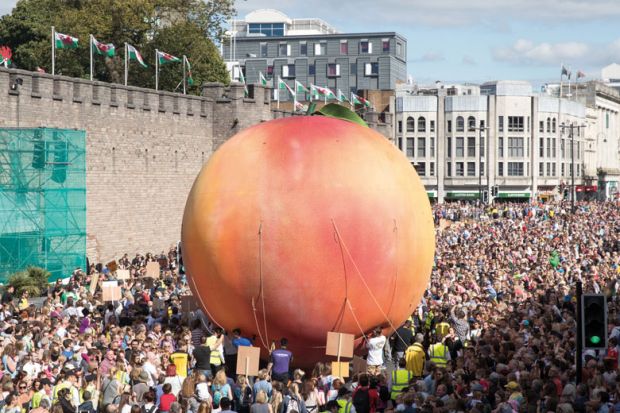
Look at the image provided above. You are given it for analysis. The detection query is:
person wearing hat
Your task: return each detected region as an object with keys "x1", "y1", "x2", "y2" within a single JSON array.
[{"x1": 505, "y1": 381, "x2": 524, "y2": 408}]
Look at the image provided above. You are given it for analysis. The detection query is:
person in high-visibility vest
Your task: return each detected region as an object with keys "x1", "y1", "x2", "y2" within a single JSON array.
[
  {"x1": 206, "y1": 328, "x2": 225, "y2": 373},
  {"x1": 428, "y1": 335, "x2": 450, "y2": 368},
  {"x1": 335, "y1": 388, "x2": 353, "y2": 413},
  {"x1": 405, "y1": 334, "x2": 426, "y2": 377},
  {"x1": 389, "y1": 358, "x2": 412, "y2": 402},
  {"x1": 434, "y1": 315, "x2": 450, "y2": 341}
]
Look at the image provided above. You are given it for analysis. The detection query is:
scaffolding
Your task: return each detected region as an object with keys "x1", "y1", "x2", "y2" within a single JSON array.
[{"x1": 0, "y1": 128, "x2": 86, "y2": 282}]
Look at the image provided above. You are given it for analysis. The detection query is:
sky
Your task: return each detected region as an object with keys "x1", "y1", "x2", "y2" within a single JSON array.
[{"x1": 2, "y1": 0, "x2": 619, "y2": 85}]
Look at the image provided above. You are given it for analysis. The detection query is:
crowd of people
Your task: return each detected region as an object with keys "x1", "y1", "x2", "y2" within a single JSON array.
[{"x1": 0, "y1": 200, "x2": 618, "y2": 413}]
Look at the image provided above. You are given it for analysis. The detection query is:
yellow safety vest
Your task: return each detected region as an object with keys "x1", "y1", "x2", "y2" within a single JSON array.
[
  {"x1": 337, "y1": 399, "x2": 352, "y2": 413},
  {"x1": 429, "y1": 343, "x2": 448, "y2": 367},
  {"x1": 390, "y1": 369, "x2": 412, "y2": 400},
  {"x1": 435, "y1": 322, "x2": 450, "y2": 339},
  {"x1": 206, "y1": 336, "x2": 221, "y2": 365}
]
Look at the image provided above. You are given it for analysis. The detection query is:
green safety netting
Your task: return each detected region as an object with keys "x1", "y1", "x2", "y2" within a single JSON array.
[{"x1": 0, "y1": 128, "x2": 86, "y2": 282}]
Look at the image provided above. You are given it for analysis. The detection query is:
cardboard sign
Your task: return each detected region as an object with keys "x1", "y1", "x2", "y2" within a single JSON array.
[
  {"x1": 352, "y1": 355, "x2": 366, "y2": 375},
  {"x1": 326, "y1": 332, "x2": 355, "y2": 359},
  {"x1": 89, "y1": 273, "x2": 99, "y2": 295},
  {"x1": 146, "y1": 262, "x2": 160, "y2": 278},
  {"x1": 102, "y1": 281, "x2": 121, "y2": 301},
  {"x1": 236, "y1": 346, "x2": 260, "y2": 377},
  {"x1": 106, "y1": 260, "x2": 118, "y2": 273},
  {"x1": 331, "y1": 361, "x2": 349, "y2": 378},
  {"x1": 116, "y1": 269, "x2": 130, "y2": 280},
  {"x1": 181, "y1": 295, "x2": 198, "y2": 312}
]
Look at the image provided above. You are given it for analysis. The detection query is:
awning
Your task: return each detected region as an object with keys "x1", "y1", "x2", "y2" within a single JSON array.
[
  {"x1": 575, "y1": 185, "x2": 597, "y2": 192},
  {"x1": 426, "y1": 191, "x2": 437, "y2": 198},
  {"x1": 497, "y1": 192, "x2": 531, "y2": 199},
  {"x1": 445, "y1": 192, "x2": 480, "y2": 200}
]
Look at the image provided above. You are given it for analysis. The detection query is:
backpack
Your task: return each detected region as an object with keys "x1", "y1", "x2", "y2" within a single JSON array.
[
  {"x1": 285, "y1": 396, "x2": 301, "y2": 413},
  {"x1": 240, "y1": 387, "x2": 253, "y2": 408},
  {"x1": 352, "y1": 388, "x2": 370, "y2": 413},
  {"x1": 141, "y1": 405, "x2": 158, "y2": 413},
  {"x1": 379, "y1": 385, "x2": 390, "y2": 403}
]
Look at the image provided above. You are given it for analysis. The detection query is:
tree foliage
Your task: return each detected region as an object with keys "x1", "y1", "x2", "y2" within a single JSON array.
[
  {"x1": 7, "y1": 266, "x2": 50, "y2": 296},
  {"x1": 0, "y1": 0, "x2": 235, "y2": 91}
]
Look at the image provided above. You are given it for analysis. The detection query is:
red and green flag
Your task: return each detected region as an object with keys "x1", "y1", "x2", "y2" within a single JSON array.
[
  {"x1": 127, "y1": 44, "x2": 147, "y2": 68},
  {"x1": 351, "y1": 92, "x2": 372, "y2": 108},
  {"x1": 313, "y1": 85, "x2": 337, "y2": 100},
  {"x1": 157, "y1": 50, "x2": 180, "y2": 65},
  {"x1": 92, "y1": 36, "x2": 115, "y2": 57},
  {"x1": 184, "y1": 56, "x2": 194, "y2": 86},
  {"x1": 337, "y1": 89, "x2": 348, "y2": 103},
  {"x1": 0, "y1": 46, "x2": 12, "y2": 67},
  {"x1": 55, "y1": 32, "x2": 78, "y2": 49},
  {"x1": 259, "y1": 72, "x2": 268, "y2": 86},
  {"x1": 295, "y1": 80, "x2": 309, "y2": 95}
]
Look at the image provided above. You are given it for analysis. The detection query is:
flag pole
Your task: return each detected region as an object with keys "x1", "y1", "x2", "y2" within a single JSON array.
[
  {"x1": 560, "y1": 63, "x2": 563, "y2": 99},
  {"x1": 182, "y1": 55, "x2": 187, "y2": 95},
  {"x1": 124, "y1": 43, "x2": 128, "y2": 86},
  {"x1": 277, "y1": 76, "x2": 280, "y2": 109},
  {"x1": 568, "y1": 66, "x2": 571, "y2": 100},
  {"x1": 155, "y1": 49, "x2": 159, "y2": 91},
  {"x1": 51, "y1": 26, "x2": 55, "y2": 76},
  {"x1": 89, "y1": 34, "x2": 93, "y2": 81}
]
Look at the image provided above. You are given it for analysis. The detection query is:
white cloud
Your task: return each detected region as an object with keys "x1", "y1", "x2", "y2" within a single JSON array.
[
  {"x1": 462, "y1": 55, "x2": 477, "y2": 66},
  {"x1": 492, "y1": 38, "x2": 620, "y2": 68},
  {"x1": 411, "y1": 52, "x2": 445, "y2": 63}
]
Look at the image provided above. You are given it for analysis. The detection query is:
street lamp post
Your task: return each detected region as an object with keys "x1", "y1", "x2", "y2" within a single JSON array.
[
  {"x1": 559, "y1": 122, "x2": 586, "y2": 213},
  {"x1": 474, "y1": 126, "x2": 490, "y2": 204}
]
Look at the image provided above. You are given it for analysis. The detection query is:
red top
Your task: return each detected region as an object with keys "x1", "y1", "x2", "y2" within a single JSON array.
[
  {"x1": 159, "y1": 393, "x2": 176, "y2": 412},
  {"x1": 353, "y1": 386, "x2": 379, "y2": 413}
]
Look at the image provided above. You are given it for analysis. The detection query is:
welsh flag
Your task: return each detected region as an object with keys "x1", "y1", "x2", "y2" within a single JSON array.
[
  {"x1": 337, "y1": 89, "x2": 348, "y2": 103},
  {"x1": 295, "y1": 80, "x2": 309, "y2": 95},
  {"x1": 157, "y1": 50, "x2": 180, "y2": 65},
  {"x1": 0, "y1": 46, "x2": 12, "y2": 68},
  {"x1": 259, "y1": 72, "x2": 268, "y2": 86},
  {"x1": 185, "y1": 56, "x2": 194, "y2": 86},
  {"x1": 294, "y1": 101, "x2": 307, "y2": 112},
  {"x1": 351, "y1": 92, "x2": 371, "y2": 108},
  {"x1": 92, "y1": 36, "x2": 115, "y2": 57},
  {"x1": 55, "y1": 32, "x2": 79, "y2": 49},
  {"x1": 277, "y1": 77, "x2": 287, "y2": 90},
  {"x1": 313, "y1": 85, "x2": 337, "y2": 100},
  {"x1": 238, "y1": 69, "x2": 248, "y2": 97},
  {"x1": 127, "y1": 44, "x2": 147, "y2": 68}
]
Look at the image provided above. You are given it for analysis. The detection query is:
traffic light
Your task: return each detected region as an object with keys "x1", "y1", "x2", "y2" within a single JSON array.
[
  {"x1": 482, "y1": 190, "x2": 489, "y2": 203},
  {"x1": 581, "y1": 294, "x2": 607, "y2": 349},
  {"x1": 491, "y1": 186, "x2": 499, "y2": 197}
]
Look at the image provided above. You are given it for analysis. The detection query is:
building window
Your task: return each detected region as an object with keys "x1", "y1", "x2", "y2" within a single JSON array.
[
  {"x1": 418, "y1": 117, "x2": 426, "y2": 132},
  {"x1": 561, "y1": 139, "x2": 565, "y2": 157},
  {"x1": 546, "y1": 118, "x2": 551, "y2": 133},
  {"x1": 498, "y1": 137, "x2": 504, "y2": 157},
  {"x1": 547, "y1": 138, "x2": 551, "y2": 158},
  {"x1": 398, "y1": 138, "x2": 403, "y2": 150},
  {"x1": 350, "y1": 63, "x2": 356, "y2": 74},
  {"x1": 456, "y1": 162, "x2": 464, "y2": 176},
  {"x1": 300, "y1": 41, "x2": 307, "y2": 56},
  {"x1": 282, "y1": 64, "x2": 295, "y2": 78},
  {"x1": 267, "y1": 65, "x2": 273, "y2": 75},
  {"x1": 547, "y1": 162, "x2": 551, "y2": 177},
  {"x1": 508, "y1": 116, "x2": 524, "y2": 132},
  {"x1": 396, "y1": 42, "x2": 403, "y2": 57},
  {"x1": 527, "y1": 116, "x2": 530, "y2": 132},
  {"x1": 364, "y1": 62, "x2": 379, "y2": 76},
  {"x1": 467, "y1": 137, "x2": 475, "y2": 157},
  {"x1": 498, "y1": 162, "x2": 504, "y2": 176},
  {"x1": 447, "y1": 137, "x2": 452, "y2": 157},
  {"x1": 499, "y1": 116, "x2": 504, "y2": 132},
  {"x1": 382, "y1": 38, "x2": 390, "y2": 53},
  {"x1": 467, "y1": 162, "x2": 476, "y2": 176},
  {"x1": 398, "y1": 121, "x2": 402, "y2": 133},
  {"x1": 539, "y1": 121, "x2": 544, "y2": 133},
  {"x1": 539, "y1": 138, "x2": 544, "y2": 158},
  {"x1": 416, "y1": 162, "x2": 425, "y2": 176},
  {"x1": 455, "y1": 137, "x2": 464, "y2": 157},
  {"x1": 430, "y1": 137, "x2": 435, "y2": 157},
  {"x1": 561, "y1": 163, "x2": 565, "y2": 176},
  {"x1": 447, "y1": 120, "x2": 452, "y2": 133},
  {"x1": 314, "y1": 42, "x2": 326, "y2": 56},
  {"x1": 417, "y1": 138, "x2": 426, "y2": 157},
  {"x1": 327, "y1": 63, "x2": 341, "y2": 77},
  {"x1": 552, "y1": 163, "x2": 556, "y2": 176},
  {"x1": 606, "y1": 112, "x2": 610, "y2": 128},
  {"x1": 430, "y1": 120, "x2": 435, "y2": 132},
  {"x1": 406, "y1": 117, "x2": 415, "y2": 132},
  {"x1": 552, "y1": 118, "x2": 556, "y2": 133},
  {"x1": 260, "y1": 42, "x2": 268, "y2": 57},
  {"x1": 480, "y1": 162, "x2": 485, "y2": 176},
  {"x1": 577, "y1": 141, "x2": 580, "y2": 159},
  {"x1": 446, "y1": 162, "x2": 451, "y2": 177},
  {"x1": 279, "y1": 43, "x2": 291, "y2": 57},
  {"x1": 456, "y1": 116, "x2": 464, "y2": 132},
  {"x1": 508, "y1": 137, "x2": 524, "y2": 157},
  {"x1": 539, "y1": 162, "x2": 544, "y2": 177},
  {"x1": 308, "y1": 64, "x2": 315, "y2": 75},
  {"x1": 507, "y1": 162, "x2": 524, "y2": 176},
  {"x1": 430, "y1": 162, "x2": 435, "y2": 176},
  {"x1": 406, "y1": 138, "x2": 414, "y2": 157},
  {"x1": 480, "y1": 136, "x2": 485, "y2": 157},
  {"x1": 340, "y1": 40, "x2": 348, "y2": 55},
  {"x1": 360, "y1": 40, "x2": 372, "y2": 54},
  {"x1": 248, "y1": 22, "x2": 284, "y2": 37},
  {"x1": 467, "y1": 116, "x2": 476, "y2": 132}
]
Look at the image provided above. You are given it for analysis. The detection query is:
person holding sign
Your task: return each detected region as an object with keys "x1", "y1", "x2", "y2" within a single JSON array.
[{"x1": 365, "y1": 328, "x2": 386, "y2": 376}]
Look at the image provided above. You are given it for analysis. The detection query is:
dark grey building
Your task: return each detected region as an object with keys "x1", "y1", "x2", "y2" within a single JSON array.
[{"x1": 223, "y1": 9, "x2": 407, "y2": 101}]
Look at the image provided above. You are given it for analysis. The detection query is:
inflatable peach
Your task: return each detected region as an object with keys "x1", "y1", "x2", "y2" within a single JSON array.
[{"x1": 182, "y1": 115, "x2": 434, "y2": 363}]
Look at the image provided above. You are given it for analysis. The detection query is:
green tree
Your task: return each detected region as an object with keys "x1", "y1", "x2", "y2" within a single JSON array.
[
  {"x1": 0, "y1": 0, "x2": 233, "y2": 90},
  {"x1": 7, "y1": 266, "x2": 50, "y2": 296}
]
